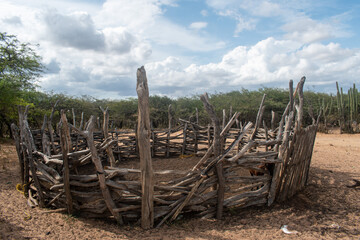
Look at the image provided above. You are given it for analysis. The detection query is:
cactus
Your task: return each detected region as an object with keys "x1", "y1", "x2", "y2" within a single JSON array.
[
  {"x1": 336, "y1": 82, "x2": 345, "y2": 133},
  {"x1": 336, "y1": 82, "x2": 359, "y2": 133},
  {"x1": 350, "y1": 83, "x2": 359, "y2": 132},
  {"x1": 348, "y1": 88, "x2": 353, "y2": 123},
  {"x1": 328, "y1": 94, "x2": 333, "y2": 116},
  {"x1": 320, "y1": 95, "x2": 333, "y2": 133},
  {"x1": 353, "y1": 83, "x2": 358, "y2": 123}
]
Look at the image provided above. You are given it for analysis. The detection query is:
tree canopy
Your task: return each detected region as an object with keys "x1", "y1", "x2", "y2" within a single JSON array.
[{"x1": 0, "y1": 32, "x2": 43, "y2": 137}]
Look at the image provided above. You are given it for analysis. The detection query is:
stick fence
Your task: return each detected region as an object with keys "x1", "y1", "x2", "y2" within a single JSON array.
[{"x1": 12, "y1": 74, "x2": 317, "y2": 228}]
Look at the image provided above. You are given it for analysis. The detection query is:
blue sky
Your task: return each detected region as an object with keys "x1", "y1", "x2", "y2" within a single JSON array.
[{"x1": 1, "y1": 0, "x2": 360, "y2": 98}]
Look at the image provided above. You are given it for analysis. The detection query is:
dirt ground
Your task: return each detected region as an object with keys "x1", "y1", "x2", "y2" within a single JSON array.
[{"x1": 1, "y1": 132, "x2": 359, "y2": 239}]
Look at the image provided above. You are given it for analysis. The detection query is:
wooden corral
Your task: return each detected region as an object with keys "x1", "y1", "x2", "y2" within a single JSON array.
[{"x1": 11, "y1": 68, "x2": 317, "y2": 229}]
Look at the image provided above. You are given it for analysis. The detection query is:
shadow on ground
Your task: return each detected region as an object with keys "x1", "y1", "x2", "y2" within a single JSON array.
[{"x1": 67, "y1": 166, "x2": 360, "y2": 239}]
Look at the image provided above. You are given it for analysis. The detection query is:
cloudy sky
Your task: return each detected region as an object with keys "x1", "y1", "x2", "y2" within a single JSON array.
[{"x1": 1, "y1": 0, "x2": 360, "y2": 98}]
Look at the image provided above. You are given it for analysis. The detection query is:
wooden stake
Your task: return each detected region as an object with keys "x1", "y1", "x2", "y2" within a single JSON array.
[
  {"x1": 11, "y1": 124, "x2": 24, "y2": 184},
  {"x1": 100, "y1": 106, "x2": 116, "y2": 166},
  {"x1": 295, "y1": 77, "x2": 305, "y2": 131},
  {"x1": 60, "y1": 110, "x2": 73, "y2": 214},
  {"x1": 200, "y1": 93, "x2": 223, "y2": 219},
  {"x1": 136, "y1": 66, "x2": 154, "y2": 229},
  {"x1": 271, "y1": 111, "x2": 275, "y2": 131},
  {"x1": 250, "y1": 94, "x2": 266, "y2": 140},
  {"x1": 182, "y1": 123, "x2": 188, "y2": 155},
  {"x1": 79, "y1": 112, "x2": 84, "y2": 131},
  {"x1": 72, "y1": 108, "x2": 76, "y2": 128},
  {"x1": 166, "y1": 104, "x2": 172, "y2": 157},
  {"x1": 19, "y1": 106, "x2": 45, "y2": 207}
]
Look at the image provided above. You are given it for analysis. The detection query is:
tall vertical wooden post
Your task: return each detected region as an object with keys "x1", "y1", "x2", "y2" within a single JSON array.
[
  {"x1": 60, "y1": 110, "x2": 73, "y2": 214},
  {"x1": 200, "y1": 93, "x2": 224, "y2": 219},
  {"x1": 100, "y1": 106, "x2": 116, "y2": 166},
  {"x1": 295, "y1": 77, "x2": 305, "y2": 131},
  {"x1": 11, "y1": 124, "x2": 24, "y2": 184},
  {"x1": 72, "y1": 108, "x2": 76, "y2": 127},
  {"x1": 271, "y1": 110, "x2": 276, "y2": 131},
  {"x1": 166, "y1": 104, "x2": 172, "y2": 157},
  {"x1": 19, "y1": 106, "x2": 45, "y2": 207},
  {"x1": 182, "y1": 123, "x2": 188, "y2": 155},
  {"x1": 136, "y1": 66, "x2": 154, "y2": 229}
]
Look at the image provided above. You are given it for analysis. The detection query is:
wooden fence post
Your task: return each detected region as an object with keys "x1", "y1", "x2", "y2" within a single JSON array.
[
  {"x1": 136, "y1": 66, "x2": 154, "y2": 229},
  {"x1": 60, "y1": 110, "x2": 73, "y2": 214},
  {"x1": 182, "y1": 123, "x2": 188, "y2": 155},
  {"x1": 18, "y1": 107, "x2": 29, "y2": 194},
  {"x1": 100, "y1": 106, "x2": 116, "y2": 166},
  {"x1": 166, "y1": 104, "x2": 172, "y2": 157},
  {"x1": 135, "y1": 122, "x2": 139, "y2": 158},
  {"x1": 49, "y1": 100, "x2": 59, "y2": 155},
  {"x1": 207, "y1": 124, "x2": 211, "y2": 148},
  {"x1": 72, "y1": 108, "x2": 76, "y2": 127},
  {"x1": 200, "y1": 93, "x2": 224, "y2": 220},
  {"x1": 11, "y1": 123, "x2": 24, "y2": 184},
  {"x1": 41, "y1": 115, "x2": 51, "y2": 156},
  {"x1": 19, "y1": 106, "x2": 45, "y2": 207},
  {"x1": 193, "y1": 125, "x2": 198, "y2": 154},
  {"x1": 271, "y1": 110, "x2": 276, "y2": 131}
]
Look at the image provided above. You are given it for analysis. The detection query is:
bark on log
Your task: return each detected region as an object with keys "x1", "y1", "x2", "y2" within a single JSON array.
[
  {"x1": 200, "y1": 93, "x2": 223, "y2": 219},
  {"x1": 11, "y1": 124, "x2": 24, "y2": 184},
  {"x1": 19, "y1": 106, "x2": 45, "y2": 207},
  {"x1": 60, "y1": 110, "x2": 73, "y2": 214},
  {"x1": 136, "y1": 66, "x2": 154, "y2": 229},
  {"x1": 100, "y1": 106, "x2": 116, "y2": 166},
  {"x1": 166, "y1": 104, "x2": 172, "y2": 157},
  {"x1": 271, "y1": 111, "x2": 275, "y2": 131}
]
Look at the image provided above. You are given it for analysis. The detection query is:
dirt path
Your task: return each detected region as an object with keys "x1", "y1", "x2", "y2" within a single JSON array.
[{"x1": 1, "y1": 133, "x2": 359, "y2": 239}]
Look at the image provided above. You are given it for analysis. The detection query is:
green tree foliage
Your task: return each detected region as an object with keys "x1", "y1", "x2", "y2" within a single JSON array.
[
  {"x1": 0, "y1": 32, "x2": 43, "y2": 136},
  {"x1": 19, "y1": 87, "x2": 342, "y2": 132}
]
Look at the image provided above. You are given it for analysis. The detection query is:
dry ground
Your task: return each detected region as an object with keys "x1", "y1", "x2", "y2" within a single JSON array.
[{"x1": 1, "y1": 132, "x2": 359, "y2": 239}]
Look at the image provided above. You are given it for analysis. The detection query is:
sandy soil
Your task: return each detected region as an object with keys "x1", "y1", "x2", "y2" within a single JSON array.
[{"x1": 1, "y1": 132, "x2": 359, "y2": 239}]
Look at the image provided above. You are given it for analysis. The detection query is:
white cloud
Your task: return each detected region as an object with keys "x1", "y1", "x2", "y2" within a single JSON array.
[
  {"x1": 282, "y1": 17, "x2": 334, "y2": 44},
  {"x1": 206, "y1": 0, "x2": 351, "y2": 43},
  {"x1": 189, "y1": 22, "x2": 208, "y2": 30},
  {"x1": 43, "y1": 10, "x2": 105, "y2": 50},
  {"x1": 2, "y1": 16, "x2": 22, "y2": 25},
  {"x1": 207, "y1": 0, "x2": 301, "y2": 18},
  {"x1": 200, "y1": 9, "x2": 208, "y2": 17},
  {"x1": 217, "y1": 9, "x2": 257, "y2": 35},
  {"x1": 248, "y1": 1, "x2": 283, "y2": 17},
  {"x1": 1, "y1": 0, "x2": 359, "y2": 98},
  {"x1": 96, "y1": 0, "x2": 225, "y2": 52},
  {"x1": 0, "y1": 0, "x2": 227, "y2": 98},
  {"x1": 143, "y1": 37, "x2": 360, "y2": 96},
  {"x1": 234, "y1": 17, "x2": 257, "y2": 35},
  {"x1": 103, "y1": 27, "x2": 135, "y2": 54}
]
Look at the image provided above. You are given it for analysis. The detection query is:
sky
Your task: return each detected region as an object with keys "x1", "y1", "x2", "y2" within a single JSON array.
[{"x1": 1, "y1": 0, "x2": 360, "y2": 99}]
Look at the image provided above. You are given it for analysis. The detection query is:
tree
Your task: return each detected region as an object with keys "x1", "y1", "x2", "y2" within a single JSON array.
[{"x1": 0, "y1": 32, "x2": 43, "y2": 137}]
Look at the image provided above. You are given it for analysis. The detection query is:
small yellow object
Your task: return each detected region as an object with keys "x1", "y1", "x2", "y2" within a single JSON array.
[
  {"x1": 16, "y1": 183, "x2": 25, "y2": 195},
  {"x1": 24, "y1": 211, "x2": 32, "y2": 221},
  {"x1": 16, "y1": 183, "x2": 29, "y2": 195}
]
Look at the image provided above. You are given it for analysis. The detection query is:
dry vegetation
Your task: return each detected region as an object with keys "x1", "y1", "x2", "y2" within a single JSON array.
[{"x1": 1, "y1": 130, "x2": 359, "y2": 240}]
